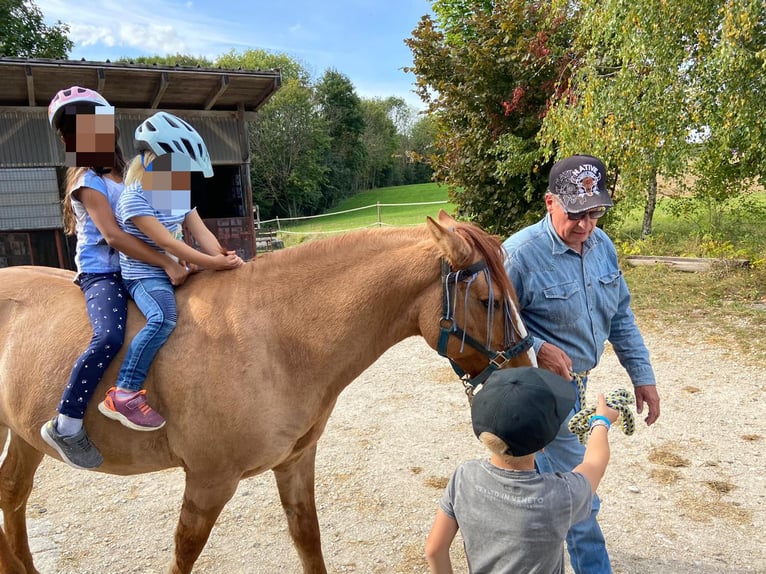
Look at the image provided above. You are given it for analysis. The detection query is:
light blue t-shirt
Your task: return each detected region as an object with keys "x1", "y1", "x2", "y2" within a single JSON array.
[
  {"x1": 116, "y1": 180, "x2": 191, "y2": 280},
  {"x1": 70, "y1": 170, "x2": 123, "y2": 275},
  {"x1": 440, "y1": 459, "x2": 592, "y2": 573},
  {"x1": 502, "y1": 215, "x2": 655, "y2": 386}
]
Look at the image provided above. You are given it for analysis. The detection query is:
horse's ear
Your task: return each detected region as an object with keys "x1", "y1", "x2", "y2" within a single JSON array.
[
  {"x1": 426, "y1": 215, "x2": 473, "y2": 267},
  {"x1": 437, "y1": 209, "x2": 457, "y2": 226}
]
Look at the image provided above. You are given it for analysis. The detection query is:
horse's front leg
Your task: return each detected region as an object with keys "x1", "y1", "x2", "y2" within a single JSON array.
[
  {"x1": 0, "y1": 431, "x2": 44, "y2": 574},
  {"x1": 168, "y1": 472, "x2": 240, "y2": 574},
  {"x1": 273, "y1": 444, "x2": 327, "y2": 574}
]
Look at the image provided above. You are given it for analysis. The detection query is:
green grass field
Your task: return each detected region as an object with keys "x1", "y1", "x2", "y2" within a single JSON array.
[{"x1": 269, "y1": 183, "x2": 455, "y2": 243}]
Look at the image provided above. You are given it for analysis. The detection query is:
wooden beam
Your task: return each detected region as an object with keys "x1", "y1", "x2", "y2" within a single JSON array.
[
  {"x1": 150, "y1": 72, "x2": 169, "y2": 109},
  {"x1": 25, "y1": 66, "x2": 35, "y2": 106},
  {"x1": 203, "y1": 75, "x2": 230, "y2": 110},
  {"x1": 97, "y1": 68, "x2": 106, "y2": 93}
]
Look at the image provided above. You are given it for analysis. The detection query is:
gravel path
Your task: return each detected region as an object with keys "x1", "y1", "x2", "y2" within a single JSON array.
[{"x1": 12, "y1": 327, "x2": 766, "y2": 573}]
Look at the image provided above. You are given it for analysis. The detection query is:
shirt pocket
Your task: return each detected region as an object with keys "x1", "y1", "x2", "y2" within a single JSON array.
[
  {"x1": 542, "y1": 281, "x2": 583, "y2": 325},
  {"x1": 597, "y1": 270, "x2": 622, "y2": 317}
]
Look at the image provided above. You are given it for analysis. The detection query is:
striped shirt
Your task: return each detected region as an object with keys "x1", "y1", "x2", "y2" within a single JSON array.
[{"x1": 116, "y1": 180, "x2": 192, "y2": 280}]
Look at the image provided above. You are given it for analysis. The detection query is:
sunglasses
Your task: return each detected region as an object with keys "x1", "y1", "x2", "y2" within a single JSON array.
[{"x1": 566, "y1": 207, "x2": 608, "y2": 221}]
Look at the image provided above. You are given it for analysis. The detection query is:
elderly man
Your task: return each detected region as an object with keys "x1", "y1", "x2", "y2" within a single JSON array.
[{"x1": 502, "y1": 154, "x2": 661, "y2": 573}]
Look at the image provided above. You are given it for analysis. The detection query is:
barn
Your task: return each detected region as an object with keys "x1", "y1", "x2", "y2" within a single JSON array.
[{"x1": 0, "y1": 57, "x2": 281, "y2": 268}]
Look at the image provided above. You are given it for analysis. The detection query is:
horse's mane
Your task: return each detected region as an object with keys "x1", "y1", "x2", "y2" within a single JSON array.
[
  {"x1": 248, "y1": 221, "x2": 516, "y2": 303},
  {"x1": 251, "y1": 226, "x2": 427, "y2": 267},
  {"x1": 451, "y1": 221, "x2": 517, "y2": 304}
]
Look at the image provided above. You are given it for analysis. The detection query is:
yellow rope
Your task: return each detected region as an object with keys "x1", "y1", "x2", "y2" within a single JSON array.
[{"x1": 567, "y1": 375, "x2": 636, "y2": 445}]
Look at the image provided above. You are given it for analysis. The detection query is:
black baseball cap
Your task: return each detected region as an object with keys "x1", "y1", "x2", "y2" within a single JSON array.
[
  {"x1": 471, "y1": 367, "x2": 576, "y2": 456},
  {"x1": 549, "y1": 154, "x2": 614, "y2": 214}
]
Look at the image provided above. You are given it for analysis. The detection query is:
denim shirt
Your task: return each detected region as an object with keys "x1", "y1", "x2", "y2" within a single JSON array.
[{"x1": 503, "y1": 215, "x2": 656, "y2": 387}]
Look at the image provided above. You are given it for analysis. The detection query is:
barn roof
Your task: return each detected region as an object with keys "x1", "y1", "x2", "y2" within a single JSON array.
[{"x1": 0, "y1": 57, "x2": 281, "y2": 116}]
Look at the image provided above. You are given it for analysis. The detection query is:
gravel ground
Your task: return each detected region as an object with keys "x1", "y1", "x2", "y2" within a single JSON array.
[{"x1": 11, "y1": 326, "x2": 766, "y2": 574}]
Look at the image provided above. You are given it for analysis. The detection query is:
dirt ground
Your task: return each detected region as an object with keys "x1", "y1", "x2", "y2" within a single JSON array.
[{"x1": 11, "y1": 325, "x2": 766, "y2": 574}]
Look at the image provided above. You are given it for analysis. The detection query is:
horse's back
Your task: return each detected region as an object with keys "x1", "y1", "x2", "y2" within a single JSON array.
[{"x1": 0, "y1": 267, "x2": 88, "y2": 431}]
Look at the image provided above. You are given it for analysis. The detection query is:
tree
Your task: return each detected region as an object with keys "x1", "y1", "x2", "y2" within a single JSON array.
[
  {"x1": 314, "y1": 69, "x2": 366, "y2": 208},
  {"x1": 0, "y1": 0, "x2": 72, "y2": 58},
  {"x1": 216, "y1": 48, "x2": 311, "y2": 84},
  {"x1": 214, "y1": 50, "x2": 329, "y2": 219},
  {"x1": 539, "y1": 0, "x2": 766, "y2": 238},
  {"x1": 249, "y1": 79, "x2": 329, "y2": 219},
  {"x1": 119, "y1": 54, "x2": 214, "y2": 67},
  {"x1": 406, "y1": 1, "x2": 576, "y2": 235},
  {"x1": 359, "y1": 98, "x2": 399, "y2": 189}
]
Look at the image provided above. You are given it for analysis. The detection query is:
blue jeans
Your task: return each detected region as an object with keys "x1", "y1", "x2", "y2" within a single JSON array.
[
  {"x1": 535, "y1": 378, "x2": 612, "y2": 574},
  {"x1": 60, "y1": 272, "x2": 127, "y2": 418},
  {"x1": 115, "y1": 277, "x2": 177, "y2": 392}
]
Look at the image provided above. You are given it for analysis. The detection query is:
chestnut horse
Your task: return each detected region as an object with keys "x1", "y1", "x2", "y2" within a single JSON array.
[{"x1": 0, "y1": 211, "x2": 533, "y2": 573}]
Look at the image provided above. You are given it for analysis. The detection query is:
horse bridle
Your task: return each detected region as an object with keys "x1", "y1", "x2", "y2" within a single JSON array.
[{"x1": 436, "y1": 258, "x2": 532, "y2": 398}]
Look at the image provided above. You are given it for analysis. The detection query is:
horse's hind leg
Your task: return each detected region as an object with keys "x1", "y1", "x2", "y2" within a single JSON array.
[
  {"x1": 168, "y1": 472, "x2": 240, "y2": 574},
  {"x1": 273, "y1": 445, "x2": 327, "y2": 574},
  {"x1": 0, "y1": 430, "x2": 44, "y2": 574}
]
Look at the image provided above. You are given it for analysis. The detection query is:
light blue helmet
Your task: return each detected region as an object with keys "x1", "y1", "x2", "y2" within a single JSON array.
[{"x1": 134, "y1": 111, "x2": 213, "y2": 177}]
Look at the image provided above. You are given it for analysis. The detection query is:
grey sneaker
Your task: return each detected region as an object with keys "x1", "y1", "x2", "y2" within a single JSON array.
[{"x1": 40, "y1": 418, "x2": 103, "y2": 470}]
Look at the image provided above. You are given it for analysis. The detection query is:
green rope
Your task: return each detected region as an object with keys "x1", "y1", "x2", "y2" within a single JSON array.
[{"x1": 568, "y1": 376, "x2": 636, "y2": 445}]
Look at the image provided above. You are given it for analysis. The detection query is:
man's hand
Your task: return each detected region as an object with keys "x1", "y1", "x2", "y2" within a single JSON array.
[
  {"x1": 536, "y1": 342, "x2": 573, "y2": 379},
  {"x1": 634, "y1": 385, "x2": 661, "y2": 426}
]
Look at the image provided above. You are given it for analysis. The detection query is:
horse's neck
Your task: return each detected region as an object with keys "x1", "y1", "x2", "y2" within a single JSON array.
[{"x1": 234, "y1": 229, "x2": 438, "y2": 380}]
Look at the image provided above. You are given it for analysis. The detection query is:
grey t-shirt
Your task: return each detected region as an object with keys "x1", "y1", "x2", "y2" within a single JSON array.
[{"x1": 440, "y1": 459, "x2": 592, "y2": 573}]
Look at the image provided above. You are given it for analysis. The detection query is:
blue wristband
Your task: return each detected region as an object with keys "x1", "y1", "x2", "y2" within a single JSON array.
[{"x1": 589, "y1": 415, "x2": 611, "y2": 430}]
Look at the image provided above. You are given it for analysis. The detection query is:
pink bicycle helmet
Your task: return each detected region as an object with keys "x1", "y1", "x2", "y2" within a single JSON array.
[
  {"x1": 48, "y1": 86, "x2": 110, "y2": 129},
  {"x1": 134, "y1": 111, "x2": 213, "y2": 177}
]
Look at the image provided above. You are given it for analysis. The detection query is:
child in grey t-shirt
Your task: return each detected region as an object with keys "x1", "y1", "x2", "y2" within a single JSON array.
[{"x1": 425, "y1": 367, "x2": 619, "y2": 574}]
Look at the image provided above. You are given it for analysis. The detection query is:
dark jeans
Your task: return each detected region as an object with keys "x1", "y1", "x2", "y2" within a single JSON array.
[{"x1": 58, "y1": 272, "x2": 127, "y2": 419}]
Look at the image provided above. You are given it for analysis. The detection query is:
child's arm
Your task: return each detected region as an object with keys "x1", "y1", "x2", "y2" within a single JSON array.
[
  {"x1": 182, "y1": 210, "x2": 228, "y2": 256},
  {"x1": 82, "y1": 188, "x2": 189, "y2": 286},
  {"x1": 425, "y1": 509, "x2": 458, "y2": 574},
  {"x1": 130, "y1": 215, "x2": 242, "y2": 271},
  {"x1": 573, "y1": 393, "x2": 619, "y2": 493}
]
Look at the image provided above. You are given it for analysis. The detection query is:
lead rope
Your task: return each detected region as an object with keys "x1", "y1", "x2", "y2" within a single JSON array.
[{"x1": 568, "y1": 372, "x2": 636, "y2": 445}]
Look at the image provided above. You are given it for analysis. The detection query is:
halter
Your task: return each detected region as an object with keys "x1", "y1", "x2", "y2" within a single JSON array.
[{"x1": 436, "y1": 258, "x2": 532, "y2": 398}]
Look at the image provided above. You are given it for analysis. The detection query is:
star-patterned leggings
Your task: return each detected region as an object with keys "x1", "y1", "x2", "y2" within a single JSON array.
[{"x1": 58, "y1": 272, "x2": 128, "y2": 419}]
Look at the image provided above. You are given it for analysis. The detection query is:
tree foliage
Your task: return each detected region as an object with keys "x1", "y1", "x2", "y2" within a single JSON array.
[
  {"x1": 118, "y1": 54, "x2": 214, "y2": 67},
  {"x1": 0, "y1": 0, "x2": 72, "y2": 58},
  {"x1": 249, "y1": 79, "x2": 329, "y2": 219},
  {"x1": 314, "y1": 69, "x2": 366, "y2": 208},
  {"x1": 406, "y1": 1, "x2": 576, "y2": 235}
]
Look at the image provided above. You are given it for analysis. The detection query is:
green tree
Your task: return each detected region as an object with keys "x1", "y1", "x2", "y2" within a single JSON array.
[
  {"x1": 406, "y1": 1, "x2": 576, "y2": 235},
  {"x1": 215, "y1": 50, "x2": 329, "y2": 219},
  {"x1": 540, "y1": 0, "x2": 766, "y2": 238},
  {"x1": 0, "y1": 0, "x2": 72, "y2": 58},
  {"x1": 216, "y1": 48, "x2": 311, "y2": 84},
  {"x1": 314, "y1": 69, "x2": 366, "y2": 208},
  {"x1": 360, "y1": 98, "x2": 400, "y2": 189},
  {"x1": 249, "y1": 79, "x2": 329, "y2": 219},
  {"x1": 405, "y1": 113, "x2": 438, "y2": 184},
  {"x1": 119, "y1": 54, "x2": 214, "y2": 67}
]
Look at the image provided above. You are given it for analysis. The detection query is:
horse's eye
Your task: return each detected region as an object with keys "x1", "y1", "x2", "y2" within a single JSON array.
[{"x1": 481, "y1": 299, "x2": 501, "y2": 310}]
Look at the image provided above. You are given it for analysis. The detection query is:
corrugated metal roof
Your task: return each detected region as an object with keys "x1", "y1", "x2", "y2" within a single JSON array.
[
  {"x1": 0, "y1": 110, "x2": 60, "y2": 166},
  {"x1": 0, "y1": 110, "x2": 245, "y2": 168}
]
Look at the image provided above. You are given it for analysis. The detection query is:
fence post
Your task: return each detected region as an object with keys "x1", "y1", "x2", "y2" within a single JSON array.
[{"x1": 377, "y1": 201, "x2": 381, "y2": 227}]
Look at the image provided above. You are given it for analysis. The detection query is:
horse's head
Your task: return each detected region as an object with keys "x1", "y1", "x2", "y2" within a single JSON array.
[{"x1": 424, "y1": 210, "x2": 535, "y2": 393}]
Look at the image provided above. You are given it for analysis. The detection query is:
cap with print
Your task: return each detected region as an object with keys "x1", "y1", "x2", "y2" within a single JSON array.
[{"x1": 549, "y1": 154, "x2": 613, "y2": 214}]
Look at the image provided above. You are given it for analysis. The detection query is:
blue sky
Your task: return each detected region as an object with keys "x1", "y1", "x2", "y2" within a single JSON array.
[{"x1": 35, "y1": 0, "x2": 433, "y2": 110}]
